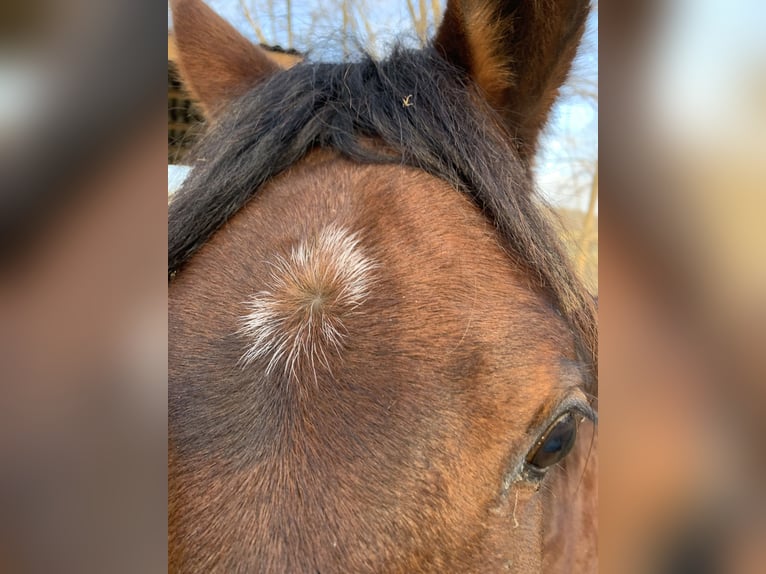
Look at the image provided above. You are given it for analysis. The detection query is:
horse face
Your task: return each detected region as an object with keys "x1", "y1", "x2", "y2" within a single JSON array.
[
  {"x1": 169, "y1": 1, "x2": 596, "y2": 571},
  {"x1": 170, "y1": 154, "x2": 596, "y2": 571}
]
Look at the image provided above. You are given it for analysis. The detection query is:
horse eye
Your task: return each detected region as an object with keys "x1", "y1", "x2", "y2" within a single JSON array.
[{"x1": 525, "y1": 412, "x2": 578, "y2": 470}]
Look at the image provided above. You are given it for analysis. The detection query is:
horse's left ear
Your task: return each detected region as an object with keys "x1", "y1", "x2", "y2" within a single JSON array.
[
  {"x1": 434, "y1": 0, "x2": 590, "y2": 163},
  {"x1": 170, "y1": 0, "x2": 281, "y2": 118}
]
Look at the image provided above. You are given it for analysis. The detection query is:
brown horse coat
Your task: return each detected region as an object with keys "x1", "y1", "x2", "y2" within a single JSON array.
[{"x1": 169, "y1": 1, "x2": 597, "y2": 571}]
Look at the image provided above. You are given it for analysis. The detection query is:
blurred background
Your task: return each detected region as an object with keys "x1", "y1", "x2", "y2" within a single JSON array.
[
  {"x1": 0, "y1": 0, "x2": 764, "y2": 572},
  {"x1": 600, "y1": 1, "x2": 766, "y2": 572}
]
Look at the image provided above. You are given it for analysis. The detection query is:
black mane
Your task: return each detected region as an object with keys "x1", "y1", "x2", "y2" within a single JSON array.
[{"x1": 168, "y1": 46, "x2": 597, "y2": 383}]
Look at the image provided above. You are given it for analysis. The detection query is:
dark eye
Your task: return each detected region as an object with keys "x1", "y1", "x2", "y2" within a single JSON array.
[{"x1": 525, "y1": 412, "x2": 578, "y2": 470}]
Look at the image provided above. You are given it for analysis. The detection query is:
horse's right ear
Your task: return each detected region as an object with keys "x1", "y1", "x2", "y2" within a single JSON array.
[
  {"x1": 433, "y1": 0, "x2": 590, "y2": 164},
  {"x1": 170, "y1": 0, "x2": 280, "y2": 118}
]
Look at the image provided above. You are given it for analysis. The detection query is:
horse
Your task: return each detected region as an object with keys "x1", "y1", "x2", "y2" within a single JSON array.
[{"x1": 168, "y1": 0, "x2": 598, "y2": 571}]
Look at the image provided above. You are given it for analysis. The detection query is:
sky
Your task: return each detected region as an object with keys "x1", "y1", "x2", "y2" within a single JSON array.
[{"x1": 168, "y1": 1, "x2": 599, "y2": 212}]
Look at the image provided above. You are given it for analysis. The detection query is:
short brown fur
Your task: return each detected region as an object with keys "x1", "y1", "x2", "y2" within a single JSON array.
[
  {"x1": 169, "y1": 1, "x2": 596, "y2": 572},
  {"x1": 170, "y1": 155, "x2": 596, "y2": 572}
]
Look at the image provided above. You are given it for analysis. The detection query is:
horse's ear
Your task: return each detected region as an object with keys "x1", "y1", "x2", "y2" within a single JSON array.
[
  {"x1": 433, "y1": 0, "x2": 590, "y2": 163},
  {"x1": 170, "y1": 0, "x2": 280, "y2": 118}
]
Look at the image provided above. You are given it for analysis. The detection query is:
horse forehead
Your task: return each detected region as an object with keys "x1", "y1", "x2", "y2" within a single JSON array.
[
  {"x1": 248, "y1": 158, "x2": 510, "y2": 282},
  {"x1": 249, "y1": 158, "x2": 568, "y2": 341},
  {"x1": 168, "y1": 157, "x2": 577, "y2": 569},
  {"x1": 171, "y1": 155, "x2": 572, "y2": 385},
  {"x1": 184, "y1": 154, "x2": 563, "y2": 310}
]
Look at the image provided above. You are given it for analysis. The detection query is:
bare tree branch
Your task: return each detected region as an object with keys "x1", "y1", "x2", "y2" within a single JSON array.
[
  {"x1": 431, "y1": 0, "x2": 442, "y2": 27},
  {"x1": 417, "y1": 0, "x2": 428, "y2": 42},
  {"x1": 575, "y1": 164, "x2": 598, "y2": 275},
  {"x1": 286, "y1": 0, "x2": 293, "y2": 47},
  {"x1": 240, "y1": 0, "x2": 267, "y2": 44},
  {"x1": 405, "y1": 0, "x2": 418, "y2": 35}
]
